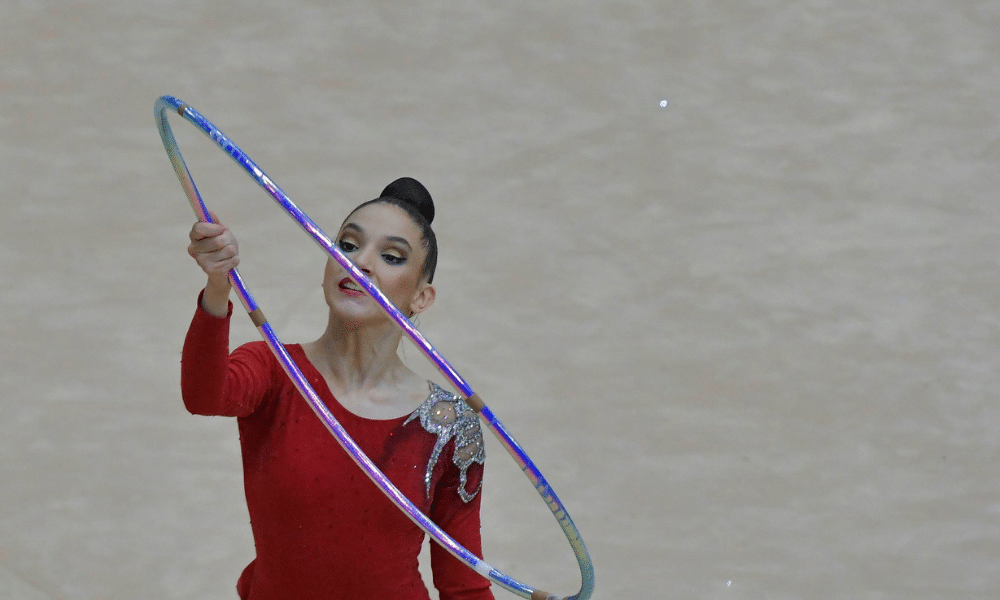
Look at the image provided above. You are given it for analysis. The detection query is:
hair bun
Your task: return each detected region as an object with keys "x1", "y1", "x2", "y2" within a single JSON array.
[{"x1": 380, "y1": 177, "x2": 434, "y2": 224}]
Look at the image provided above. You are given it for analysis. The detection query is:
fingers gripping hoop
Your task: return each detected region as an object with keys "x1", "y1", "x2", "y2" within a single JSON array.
[{"x1": 155, "y1": 96, "x2": 594, "y2": 600}]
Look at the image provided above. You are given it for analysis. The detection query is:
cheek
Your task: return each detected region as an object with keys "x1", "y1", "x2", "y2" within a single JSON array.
[
  {"x1": 383, "y1": 269, "x2": 422, "y2": 300},
  {"x1": 321, "y1": 262, "x2": 337, "y2": 289},
  {"x1": 323, "y1": 258, "x2": 338, "y2": 278},
  {"x1": 384, "y1": 272, "x2": 412, "y2": 294}
]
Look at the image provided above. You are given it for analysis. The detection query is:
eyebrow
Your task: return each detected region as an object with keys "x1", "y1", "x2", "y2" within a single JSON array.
[{"x1": 341, "y1": 222, "x2": 413, "y2": 251}]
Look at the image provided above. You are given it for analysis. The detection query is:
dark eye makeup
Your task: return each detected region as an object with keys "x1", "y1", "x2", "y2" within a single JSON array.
[
  {"x1": 337, "y1": 237, "x2": 407, "y2": 266},
  {"x1": 381, "y1": 252, "x2": 406, "y2": 265}
]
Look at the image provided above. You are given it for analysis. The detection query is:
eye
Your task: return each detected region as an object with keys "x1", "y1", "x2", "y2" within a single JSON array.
[
  {"x1": 382, "y1": 251, "x2": 407, "y2": 266},
  {"x1": 337, "y1": 239, "x2": 358, "y2": 253}
]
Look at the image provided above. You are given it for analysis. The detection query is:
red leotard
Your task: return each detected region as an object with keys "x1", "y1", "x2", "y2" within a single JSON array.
[{"x1": 181, "y1": 297, "x2": 493, "y2": 600}]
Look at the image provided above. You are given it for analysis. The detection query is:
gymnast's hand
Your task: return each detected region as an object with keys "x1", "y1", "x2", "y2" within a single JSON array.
[{"x1": 188, "y1": 216, "x2": 238, "y2": 317}]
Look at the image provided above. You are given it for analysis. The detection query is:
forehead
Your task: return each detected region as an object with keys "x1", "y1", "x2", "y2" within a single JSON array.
[{"x1": 340, "y1": 202, "x2": 423, "y2": 241}]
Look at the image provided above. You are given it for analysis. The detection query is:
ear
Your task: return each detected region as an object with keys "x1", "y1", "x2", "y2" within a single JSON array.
[{"x1": 409, "y1": 282, "x2": 436, "y2": 316}]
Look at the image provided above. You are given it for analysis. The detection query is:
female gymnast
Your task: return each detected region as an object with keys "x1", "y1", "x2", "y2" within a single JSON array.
[{"x1": 180, "y1": 177, "x2": 494, "y2": 600}]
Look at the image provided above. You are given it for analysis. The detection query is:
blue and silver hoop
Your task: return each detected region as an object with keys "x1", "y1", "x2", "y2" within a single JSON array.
[{"x1": 155, "y1": 95, "x2": 595, "y2": 600}]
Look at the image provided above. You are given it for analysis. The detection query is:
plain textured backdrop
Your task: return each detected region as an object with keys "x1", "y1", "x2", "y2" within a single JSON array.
[{"x1": 2, "y1": 1, "x2": 1000, "y2": 598}]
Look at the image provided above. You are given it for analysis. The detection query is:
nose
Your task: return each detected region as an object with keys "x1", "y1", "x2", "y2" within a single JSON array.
[{"x1": 353, "y1": 247, "x2": 375, "y2": 275}]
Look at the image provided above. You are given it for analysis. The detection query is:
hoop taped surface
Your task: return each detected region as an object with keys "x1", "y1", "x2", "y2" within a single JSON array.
[{"x1": 155, "y1": 95, "x2": 594, "y2": 600}]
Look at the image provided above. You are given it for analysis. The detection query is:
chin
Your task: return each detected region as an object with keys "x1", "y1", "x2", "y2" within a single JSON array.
[{"x1": 329, "y1": 302, "x2": 391, "y2": 329}]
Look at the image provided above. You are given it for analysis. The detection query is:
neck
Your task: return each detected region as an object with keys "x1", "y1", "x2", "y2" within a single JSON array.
[{"x1": 306, "y1": 312, "x2": 407, "y2": 392}]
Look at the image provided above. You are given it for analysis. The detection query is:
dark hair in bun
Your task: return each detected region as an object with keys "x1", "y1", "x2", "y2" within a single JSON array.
[
  {"x1": 380, "y1": 177, "x2": 435, "y2": 225},
  {"x1": 348, "y1": 177, "x2": 438, "y2": 283}
]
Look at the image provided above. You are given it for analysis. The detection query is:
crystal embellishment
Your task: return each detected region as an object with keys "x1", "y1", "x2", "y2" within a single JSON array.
[{"x1": 404, "y1": 382, "x2": 485, "y2": 503}]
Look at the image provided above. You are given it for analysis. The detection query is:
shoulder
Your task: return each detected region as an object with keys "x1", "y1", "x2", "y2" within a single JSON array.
[
  {"x1": 230, "y1": 340, "x2": 301, "y2": 379},
  {"x1": 404, "y1": 383, "x2": 486, "y2": 502},
  {"x1": 406, "y1": 383, "x2": 482, "y2": 440},
  {"x1": 231, "y1": 340, "x2": 274, "y2": 362}
]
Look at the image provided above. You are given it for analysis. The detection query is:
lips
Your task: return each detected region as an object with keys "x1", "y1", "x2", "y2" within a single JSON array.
[{"x1": 338, "y1": 277, "x2": 366, "y2": 297}]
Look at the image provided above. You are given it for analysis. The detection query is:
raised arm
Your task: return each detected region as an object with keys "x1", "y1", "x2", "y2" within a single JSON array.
[
  {"x1": 187, "y1": 217, "x2": 239, "y2": 318},
  {"x1": 181, "y1": 217, "x2": 271, "y2": 418}
]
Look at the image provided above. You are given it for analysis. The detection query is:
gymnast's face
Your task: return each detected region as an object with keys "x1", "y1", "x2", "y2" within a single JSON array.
[{"x1": 323, "y1": 202, "x2": 435, "y2": 324}]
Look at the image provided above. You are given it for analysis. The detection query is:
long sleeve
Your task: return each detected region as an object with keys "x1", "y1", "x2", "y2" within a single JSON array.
[
  {"x1": 180, "y1": 292, "x2": 273, "y2": 417},
  {"x1": 430, "y1": 458, "x2": 494, "y2": 600}
]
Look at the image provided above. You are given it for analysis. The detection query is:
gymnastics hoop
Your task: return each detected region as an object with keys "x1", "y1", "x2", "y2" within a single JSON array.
[{"x1": 155, "y1": 95, "x2": 594, "y2": 600}]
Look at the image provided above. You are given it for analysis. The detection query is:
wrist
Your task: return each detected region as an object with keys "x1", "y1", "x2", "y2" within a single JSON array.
[{"x1": 201, "y1": 278, "x2": 232, "y2": 318}]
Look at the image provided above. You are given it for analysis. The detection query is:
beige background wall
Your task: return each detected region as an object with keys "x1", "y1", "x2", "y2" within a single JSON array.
[{"x1": 2, "y1": 1, "x2": 999, "y2": 598}]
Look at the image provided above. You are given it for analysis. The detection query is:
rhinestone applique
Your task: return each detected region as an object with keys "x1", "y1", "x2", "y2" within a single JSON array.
[{"x1": 403, "y1": 382, "x2": 485, "y2": 503}]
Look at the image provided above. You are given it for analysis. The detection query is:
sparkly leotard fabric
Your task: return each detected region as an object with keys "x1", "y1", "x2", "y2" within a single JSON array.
[
  {"x1": 180, "y1": 296, "x2": 493, "y2": 600},
  {"x1": 405, "y1": 383, "x2": 486, "y2": 503}
]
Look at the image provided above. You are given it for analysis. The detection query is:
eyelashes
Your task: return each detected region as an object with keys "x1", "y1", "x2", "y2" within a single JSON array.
[{"x1": 337, "y1": 238, "x2": 408, "y2": 266}]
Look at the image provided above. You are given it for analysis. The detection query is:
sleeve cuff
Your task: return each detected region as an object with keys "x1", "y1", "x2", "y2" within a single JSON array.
[{"x1": 196, "y1": 288, "x2": 234, "y2": 319}]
